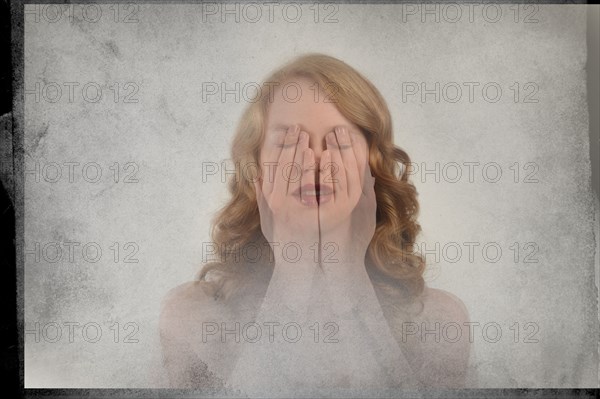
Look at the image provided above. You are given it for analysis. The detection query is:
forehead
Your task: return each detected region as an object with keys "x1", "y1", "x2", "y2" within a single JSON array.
[{"x1": 266, "y1": 77, "x2": 356, "y2": 131}]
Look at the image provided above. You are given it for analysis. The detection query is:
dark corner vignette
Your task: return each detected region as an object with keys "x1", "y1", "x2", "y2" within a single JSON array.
[{"x1": 2, "y1": 1, "x2": 17, "y2": 398}]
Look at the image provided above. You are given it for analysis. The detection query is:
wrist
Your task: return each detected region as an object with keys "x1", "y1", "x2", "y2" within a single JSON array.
[
  {"x1": 320, "y1": 261, "x2": 371, "y2": 289},
  {"x1": 319, "y1": 242, "x2": 369, "y2": 274},
  {"x1": 268, "y1": 238, "x2": 320, "y2": 265},
  {"x1": 321, "y1": 229, "x2": 369, "y2": 265},
  {"x1": 262, "y1": 263, "x2": 318, "y2": 318},
  {"x1": 268, "y1": 244, "x2": 319, "y2": 301}
]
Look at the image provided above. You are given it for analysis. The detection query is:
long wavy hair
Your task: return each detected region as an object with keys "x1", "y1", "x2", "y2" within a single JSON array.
[{"x1": 198, "y1": 53, "x2": 426, "y2": 306}]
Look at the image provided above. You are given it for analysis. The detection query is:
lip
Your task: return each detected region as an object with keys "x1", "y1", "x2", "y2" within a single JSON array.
[{"x1": 293, "y1": 184, "x2": 333, "y2": 205}]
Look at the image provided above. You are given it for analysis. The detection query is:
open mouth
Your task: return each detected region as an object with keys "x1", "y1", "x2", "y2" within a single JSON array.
[
  {"x1": 302, "y1": 185, "x2": 320, "y2": 197},
  {"x1": 293, "y1": 184, "x2": 333, "y2": 205}
]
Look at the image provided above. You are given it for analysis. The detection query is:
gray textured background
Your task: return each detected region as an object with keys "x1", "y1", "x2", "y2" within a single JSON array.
[{"x1": 22, "y1": 4, "x2": 598, "y2": 389}]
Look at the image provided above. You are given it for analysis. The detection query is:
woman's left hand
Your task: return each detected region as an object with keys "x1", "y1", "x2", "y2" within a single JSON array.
[{"x1": 318, "y1": 126, "x2": 377, "y2": 272}]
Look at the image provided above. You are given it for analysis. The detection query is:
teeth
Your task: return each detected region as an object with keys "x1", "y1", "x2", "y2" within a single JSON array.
[{"x1": 302, "y1": 190, "x2": 331, "y2": 196}]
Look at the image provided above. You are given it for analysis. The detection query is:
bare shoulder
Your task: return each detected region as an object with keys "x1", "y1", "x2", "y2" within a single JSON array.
[
  {"x1": 159, "y1": 280, "x2": 238, "y2": 388},
  {"x1": 419, "y1": 286, "x2": 470, "y2": 324},
  {"x1": 161, "y1": 280, "x2": 214, "y2": 309},
  {"x1": 160, "y1": 280, "x2": 224, "y2": 333},
  {"x1": 383, "y1": 285, "x2": 472, "y2": 388},
  {"x1": 159, "y1": 276, "x2": 269, "y2": 388}
]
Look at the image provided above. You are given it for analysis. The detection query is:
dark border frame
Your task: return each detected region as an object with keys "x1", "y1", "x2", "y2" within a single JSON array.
[{"x1": 9, "y1": 1, "x2": 597, "y2": 398}]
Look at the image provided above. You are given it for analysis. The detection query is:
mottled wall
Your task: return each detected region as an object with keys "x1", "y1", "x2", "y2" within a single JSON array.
[{"x1": 22, "y1": 4, "x2": 598, "y2": 389}]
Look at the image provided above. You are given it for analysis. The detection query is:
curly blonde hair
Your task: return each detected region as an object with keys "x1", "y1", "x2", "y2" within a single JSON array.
[{"x1": 198, "y1": 53, "x2": 426, "y2": 305}]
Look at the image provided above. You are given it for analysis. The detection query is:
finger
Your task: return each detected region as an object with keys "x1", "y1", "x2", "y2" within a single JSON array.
[
  {"x1": 359, "y1": 162, "x2": 375, "y2": 195},
  {"x1": 261, "y1": 153, "x2": 278, "y2": 198},
  {"x1": 253, "y1": 177, "x2": 265, "y2": 206},
  {"x1": 289, "y1": 130, "x2": 309, "y2": 198},
  {"x1": 350, "y1": 133, "x2": 371, "y2": 194},
  {"x1": 301, "y1": 147, "x2": 317, "y2": 206},
  {"x1": 272, "y1": 125, "x2": 300, "y2": 199},
  {"x1": 253, "y1": 177, "x2": 270, "y2": 220},
  {"x1": 325, "y1": 131, "x2": 347, "y2": 201},
  {"x1": 319, "y1": 149, "x2": 333, "y2": 204},
  {"x1": 253, "y1": 177, "x2": 273, "y2": 240},
  {"x1": 363, "y1": 172, "x2": 376, "y2": 201},
  {"x1": 334, "y1": 126, "x2": 360, "y2": 201}
]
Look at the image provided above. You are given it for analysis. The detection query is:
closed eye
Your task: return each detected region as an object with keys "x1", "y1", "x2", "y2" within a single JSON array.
[
  {"x1": 271, "y1": 136, "x2": 286, "y2": 148},
  {"x1": 269, "y1": 126, "x2": 290, "y2": 148}
]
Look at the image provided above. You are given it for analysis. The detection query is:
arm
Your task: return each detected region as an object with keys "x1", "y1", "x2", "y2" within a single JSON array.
[
  {"x1": 314, "y1": 256, "x2": 422, "y2": 389},
  {"x1": 226, "y1": 127, "x2": 323, "y2": 395},
  {"x1": 250, "y1": 125, "x2": 321, "y2": 317},
  {"x1": 316, "y1": 126, "x2": 421, "y2": 387}
]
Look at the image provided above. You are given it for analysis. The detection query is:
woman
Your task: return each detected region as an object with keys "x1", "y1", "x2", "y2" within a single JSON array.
[{"x1": 160, "y1": 54, "x2": 473, "y2": 395}]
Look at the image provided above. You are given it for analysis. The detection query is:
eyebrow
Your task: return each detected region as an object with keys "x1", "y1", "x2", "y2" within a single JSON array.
[
  {"x1": 269, "y1": 124, "x2": 291, "y2": 132},
  {"x1": 267, "y1": 124, "x2": 358, "y2": 134}
]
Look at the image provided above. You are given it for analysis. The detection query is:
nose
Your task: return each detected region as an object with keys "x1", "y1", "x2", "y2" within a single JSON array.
[
  {"x1": 305, "y1": 132, "x2": 327, "y2": 166},
  {"x1": 303, "y1": 132, "x2": 328, "y2": 183}
]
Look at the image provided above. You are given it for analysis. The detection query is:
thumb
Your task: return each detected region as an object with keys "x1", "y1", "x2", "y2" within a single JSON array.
[{"x1": 253, "y1": 177, "x2": 262, "y2": 201}]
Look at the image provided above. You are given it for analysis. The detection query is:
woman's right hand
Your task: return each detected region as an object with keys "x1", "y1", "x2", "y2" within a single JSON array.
[
  {"x1": 253, "y1": 125, "x2": 320, "y2": 268},
  {"x1": 250, "y1": 125, "x2": 321, "y2": 319}
]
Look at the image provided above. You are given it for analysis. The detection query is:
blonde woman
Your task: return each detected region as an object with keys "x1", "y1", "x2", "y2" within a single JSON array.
[{"x1": 160, "y1": 54, "x2": 472, "y2": 395}]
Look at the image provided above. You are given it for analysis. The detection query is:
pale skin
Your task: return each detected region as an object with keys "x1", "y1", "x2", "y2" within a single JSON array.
[{"x1": 160, "y1": 78, "x2": 472, "y2": 393}]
